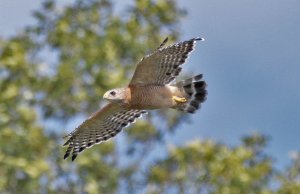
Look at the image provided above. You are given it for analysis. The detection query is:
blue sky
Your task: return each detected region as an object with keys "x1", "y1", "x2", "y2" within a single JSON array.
[{"x1": 1, "y1": 0, "x2": 299, "y2": 169}]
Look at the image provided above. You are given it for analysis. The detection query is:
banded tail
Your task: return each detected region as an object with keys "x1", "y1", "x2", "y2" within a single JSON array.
[{"x1": 175, "y1": 74, "x2": 207, "y2": 113}]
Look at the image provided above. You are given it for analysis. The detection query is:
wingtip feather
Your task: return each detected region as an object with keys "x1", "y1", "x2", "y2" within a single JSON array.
[
  {"x1": 71, "y1": 154, "x2": 77, "y2": 161},
  {"x1": 195, "y1": 37, "x2": 205, "y2": 41},
  {"x1": 157, "y1": 37, "x2": 169, "y2": 50},
  {"x1": 64, "y1": 153, "x2": 70, "y2": 160}
]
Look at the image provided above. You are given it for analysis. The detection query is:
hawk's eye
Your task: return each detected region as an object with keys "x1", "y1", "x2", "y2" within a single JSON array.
[{"x1": 110, "y1": 91, "x2": 116, "y2": 96}]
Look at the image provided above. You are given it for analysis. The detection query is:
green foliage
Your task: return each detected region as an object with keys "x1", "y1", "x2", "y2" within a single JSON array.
[
  {"x1": 276, "y1": 153, "x2": 300, "y2": 194},
  {"x1": 0, "y1": 0, "x2": 299, "y2": 193},
  {"x1": 147, "y1": 137, "x2": 273, "y2": 194}
]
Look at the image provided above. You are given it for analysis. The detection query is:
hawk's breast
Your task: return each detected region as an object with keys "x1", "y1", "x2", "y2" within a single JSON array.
[{"x1": 127, "y1": 85, "x2": 174, "y2": 109}]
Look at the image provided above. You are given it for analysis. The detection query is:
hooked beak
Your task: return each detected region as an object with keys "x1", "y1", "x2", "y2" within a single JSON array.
[{"x1": 103, "y1": 92, "x2": 109, "y2": 100}]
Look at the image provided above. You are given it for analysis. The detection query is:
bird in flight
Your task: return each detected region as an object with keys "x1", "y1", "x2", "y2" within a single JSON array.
[{"x1": 63, "y1": 37, "x2": 207, "y2": 161}]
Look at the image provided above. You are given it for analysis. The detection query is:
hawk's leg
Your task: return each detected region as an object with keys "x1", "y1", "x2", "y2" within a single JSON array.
[{"x1": 172, "y1": 96, "x2": 187, "y2": 103}]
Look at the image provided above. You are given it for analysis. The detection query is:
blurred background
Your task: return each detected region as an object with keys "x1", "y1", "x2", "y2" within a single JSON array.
[{"x1": 0, "y1": 0, "x2": 299, "y2": 193}]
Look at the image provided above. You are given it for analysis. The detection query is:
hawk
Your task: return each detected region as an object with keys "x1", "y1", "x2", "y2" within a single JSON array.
[{"x1": 63, "y1": 37, "x2": 207, "y2": 161}]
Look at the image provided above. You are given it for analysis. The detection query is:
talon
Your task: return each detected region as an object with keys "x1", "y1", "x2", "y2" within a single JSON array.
[{"x1": 172, "y1": 96, "x2": 187, "y2": 103}]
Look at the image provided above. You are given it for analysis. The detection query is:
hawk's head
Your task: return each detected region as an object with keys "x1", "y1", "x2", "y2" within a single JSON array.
[{"x1": 103, "y1": 88, "x2": 126, "y2": 103}]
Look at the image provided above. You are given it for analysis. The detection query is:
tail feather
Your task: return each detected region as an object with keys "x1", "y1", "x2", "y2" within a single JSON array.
[{"x1": 176, "y1": 74, "x2": 207, "y2": 113}]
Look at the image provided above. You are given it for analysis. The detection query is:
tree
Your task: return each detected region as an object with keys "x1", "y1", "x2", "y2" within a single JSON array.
[{"x1": 0, "y1": 0, "x2": 299, "y2": 193}]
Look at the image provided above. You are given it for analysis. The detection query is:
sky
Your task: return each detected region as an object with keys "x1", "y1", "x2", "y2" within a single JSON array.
[{"x1": 1, "y1": 0, "x2": 299, "y2": 169}]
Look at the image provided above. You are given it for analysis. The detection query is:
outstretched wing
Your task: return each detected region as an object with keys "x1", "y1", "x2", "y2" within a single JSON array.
[
  {"x1": 129, "y1": 37, "x2": 204, "y2": 86},
  {"x1": 63, "y1": 103, "x2": 147, "y2": 161}
]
